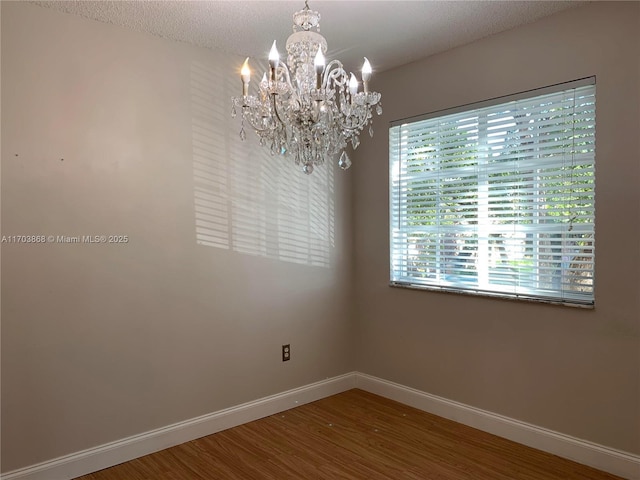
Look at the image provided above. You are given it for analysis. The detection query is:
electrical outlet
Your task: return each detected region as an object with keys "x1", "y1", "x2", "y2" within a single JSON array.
[{"x1": 282, "y1": 344, "x2": 291, "y2": 362}]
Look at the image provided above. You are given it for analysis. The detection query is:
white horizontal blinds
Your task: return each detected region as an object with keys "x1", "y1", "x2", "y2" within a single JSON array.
[{"x1": 390, "y1": 80, "x2": 595, "y2": 305}]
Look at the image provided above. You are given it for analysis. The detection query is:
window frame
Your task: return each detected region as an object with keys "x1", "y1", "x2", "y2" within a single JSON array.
[{"x1": 389, "y1": 77, "x2": 596, "y2": 307}]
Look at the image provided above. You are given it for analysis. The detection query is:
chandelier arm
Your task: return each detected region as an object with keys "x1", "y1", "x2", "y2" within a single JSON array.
[
  {"x1": 322, "y1": 60, "x2": 347, "y2": 87},
  {"x1": 275, "y1": 63, "x2": 294, "y2": 91},
  {"x1": 271, "y1": 93, "x2": 288, "y2": 128},
  {"x1": 240, "y1": 106, "x2": 278, "y2": 133},
  {"x1": 334, "y1": 109, "x2": 370, "y2": 133}
]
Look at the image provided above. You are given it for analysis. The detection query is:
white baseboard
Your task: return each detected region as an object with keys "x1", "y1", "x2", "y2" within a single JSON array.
[
  {"x1": 0, "y1": 373, "x2": 357, "y2": 480},
  {"x1": 355, "y1": 373, "x2": 640, "y2": 480},
  {"x1": 3, "y1": 372, "x2": 638, "y2": 480}
]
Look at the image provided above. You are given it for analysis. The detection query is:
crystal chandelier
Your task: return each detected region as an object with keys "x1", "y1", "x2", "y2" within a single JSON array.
[{"x1": 231, "y1": 1, "x2": 382, "y2": 174}]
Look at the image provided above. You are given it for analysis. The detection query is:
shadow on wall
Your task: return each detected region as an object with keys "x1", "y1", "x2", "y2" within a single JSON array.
[{"x1": 190, "y1": 61, "x2": 335, "y2": 268}]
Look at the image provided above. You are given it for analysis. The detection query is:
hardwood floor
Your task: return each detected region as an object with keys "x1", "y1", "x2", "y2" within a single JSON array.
[{"x1": 75, "y1": 389, "x2": 623, "y2": 480}]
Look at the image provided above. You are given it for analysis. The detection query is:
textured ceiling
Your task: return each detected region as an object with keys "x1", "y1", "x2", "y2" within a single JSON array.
[{"x1": 32, "y1": 1, "x2": 584, "y2": 72}]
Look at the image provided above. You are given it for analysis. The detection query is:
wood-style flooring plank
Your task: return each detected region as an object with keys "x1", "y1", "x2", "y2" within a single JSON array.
[{"x1": 75, "y1": 389, "x2": 624, "y2": 480}]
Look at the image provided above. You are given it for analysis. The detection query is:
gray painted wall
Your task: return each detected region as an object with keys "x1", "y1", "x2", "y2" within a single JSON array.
[
  {"x1": 1, "y1": 2, "x2": 354, "y2": 472},
  {"x1": 353, "y1": 1, "x2": 639, "y2": 455}
]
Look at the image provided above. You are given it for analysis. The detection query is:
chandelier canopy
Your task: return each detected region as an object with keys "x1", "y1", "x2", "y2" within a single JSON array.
[{"x1": 231, "y1": 1, "x2": 382, "y2": 174}]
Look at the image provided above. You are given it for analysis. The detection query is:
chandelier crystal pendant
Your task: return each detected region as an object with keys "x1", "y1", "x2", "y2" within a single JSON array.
[{"x1": 231, "y1": 1, "x2": 382, "y2": 175}]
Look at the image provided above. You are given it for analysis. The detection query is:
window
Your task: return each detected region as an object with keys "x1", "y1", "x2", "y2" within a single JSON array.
[{"x1": 389, "y1": 78, "x2": 596, "y2": 306}]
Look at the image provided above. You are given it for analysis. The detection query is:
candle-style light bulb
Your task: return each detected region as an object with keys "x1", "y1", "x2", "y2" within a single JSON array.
[
  {"x1": 349, "y1": 73, "x2": 359, "y2": 97},
  {"x1": 268, "y1": 40, "x2": 280, "y2": 78},
  {"x1": 314, "y1": 46, "x2": 325, "y2": 74},
  {"x1": 241, "y1": 57, "x2": 250, "y2": 96},
  {"x1": 314, "y1": 46, "x2": 325, "y2": 89},
  {"x1": 362, "y1": 57, "x2": 372, "y2": 93}
]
